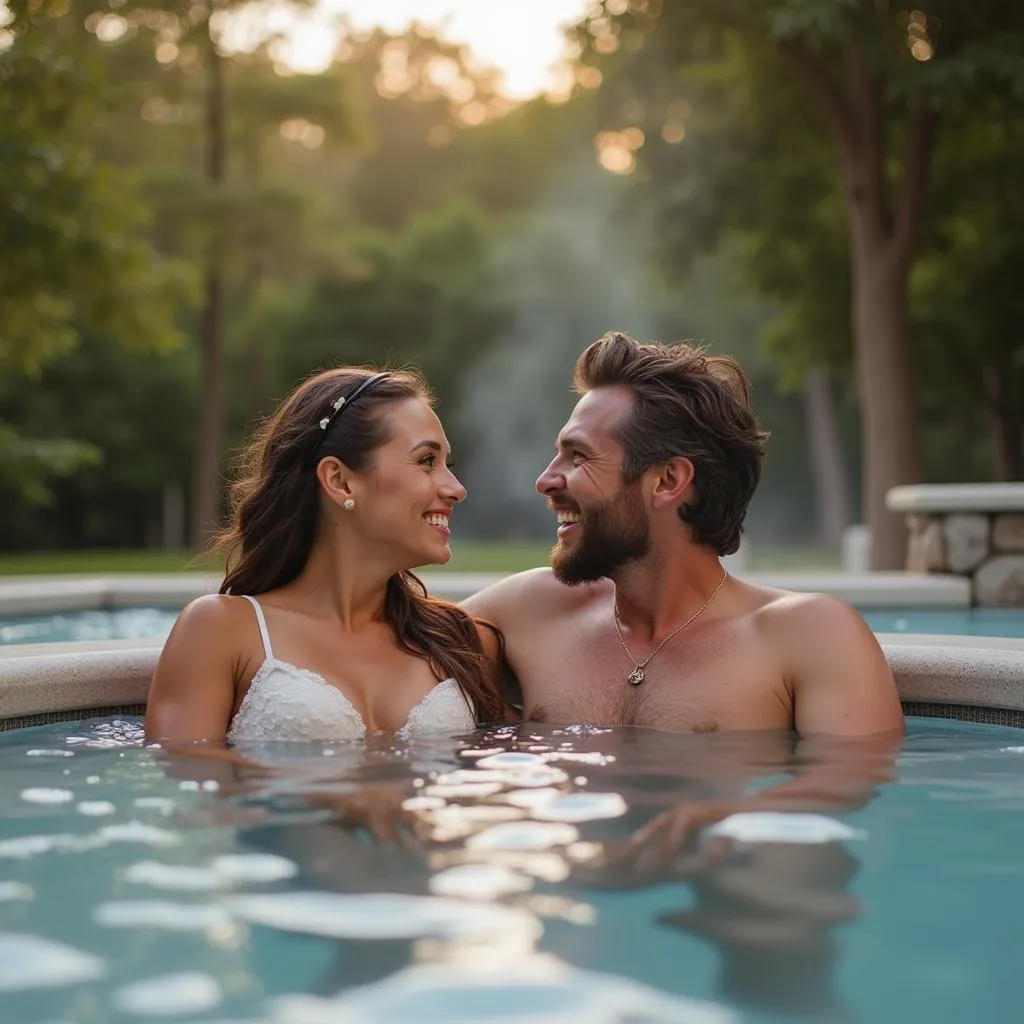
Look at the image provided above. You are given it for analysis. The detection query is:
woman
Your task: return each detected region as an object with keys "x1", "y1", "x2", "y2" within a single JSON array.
[{"x1": 146, "y1": 367, "x2": 508, "y2": 742}]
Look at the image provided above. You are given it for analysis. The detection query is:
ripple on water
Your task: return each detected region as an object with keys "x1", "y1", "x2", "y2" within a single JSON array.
[
  {"x1": 266, "y1": 958, "x2": 737, "y2": 1024},
  {"x1": 706, "y1": 812, "x2": 866, "y2": 845},
  {"x1": 123, "y1": 853, "x2": 297, "y2": 891},
  {"x1": 466, "y1": 821, "x2": 579, "y2": 851},
  {"x1": 0, "y1": 882, "x2": 33, "y2": 902},
  {"x1": 531, "y1": 792, "x2": 628, "y2": 823},
  {"x1": 20, "y1": 788, "x2": 75, "y2": 805},
  {"x1": 0, "y1": 932, "x2": 106, "y2": 992},
  {"x1": 112, "y1": 972, "x2": 221, "y2": 1017},
  {"x1": 428, "y1": 864, "x2": 534, "y2": 900},
  {"x1": 76, "y1": 801, "x2": 116, "y2": 817},
  {"x1": 93, "y1": 900, "x2": 233, "y2": 932},
  {"x1": 0, "y1": 821, "x2": 177, "y2": 859},
  {"x1": 227, "y1": 891, "x2": 541, "y2": 946}
]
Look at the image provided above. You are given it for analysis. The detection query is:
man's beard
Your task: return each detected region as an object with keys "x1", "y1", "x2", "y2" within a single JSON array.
[{"x1": 551, "y1": 483, "x2": 651, "y2": 585}]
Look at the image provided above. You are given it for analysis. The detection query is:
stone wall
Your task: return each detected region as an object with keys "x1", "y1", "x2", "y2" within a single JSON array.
[
  {"x1": 905, "y1": 512, "x2": 1024, "y2": 605},
  {"x1": 888, "y1": 484, "x2": 1024, "y2": 607}
]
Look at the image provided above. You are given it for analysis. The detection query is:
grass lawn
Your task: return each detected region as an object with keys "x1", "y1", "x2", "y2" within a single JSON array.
[{"x1": 0, "y1": 540, "x2": 840, "y2": 578}]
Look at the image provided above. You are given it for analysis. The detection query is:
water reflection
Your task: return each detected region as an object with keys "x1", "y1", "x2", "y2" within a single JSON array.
[{"x1": 143, "y1": 723, "x2": 901, "y2": 1019}]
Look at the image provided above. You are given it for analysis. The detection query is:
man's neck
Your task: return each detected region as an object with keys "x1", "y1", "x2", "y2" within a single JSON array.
[{"x1": 611, "y1": 547, "x2": 728, "y2": 641}]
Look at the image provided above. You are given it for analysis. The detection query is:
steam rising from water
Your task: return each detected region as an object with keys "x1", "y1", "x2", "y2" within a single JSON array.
[{"x1": 456, "y1": 161, "x2": 661, "y2": 539}]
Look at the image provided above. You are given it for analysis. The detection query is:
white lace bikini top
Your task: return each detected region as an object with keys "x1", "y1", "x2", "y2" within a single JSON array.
[{"x1": 226, "y1": 596, "x2": 476, "y2": 743}]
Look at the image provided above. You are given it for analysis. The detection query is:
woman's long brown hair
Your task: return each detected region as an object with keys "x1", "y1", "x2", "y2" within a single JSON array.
[{"x1": 214, "y1": 366, "x2": 507, "y2": 724}]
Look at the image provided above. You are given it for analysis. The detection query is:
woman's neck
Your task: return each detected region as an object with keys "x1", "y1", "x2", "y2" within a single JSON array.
[{"x1": 283, "y1": 533, "x2": 394, "y2": 630}]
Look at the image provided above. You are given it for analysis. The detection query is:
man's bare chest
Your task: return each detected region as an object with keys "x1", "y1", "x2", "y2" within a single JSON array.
[{"x1": 508, "y1": 613, "x2": 791, "y2": 732}]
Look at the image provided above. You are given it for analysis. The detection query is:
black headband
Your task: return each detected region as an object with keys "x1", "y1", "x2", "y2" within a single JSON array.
[{"x1": 310, "y1": 372, "x2": 390, "y2": 464}]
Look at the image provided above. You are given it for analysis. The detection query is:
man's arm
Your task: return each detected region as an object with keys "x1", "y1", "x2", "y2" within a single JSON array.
[
  {"x1": 783, "y1": 595, "x2": 905, "y2": 738},
  {"x1": 462, "y1": 568, "x2": 554, "y2": 714}
]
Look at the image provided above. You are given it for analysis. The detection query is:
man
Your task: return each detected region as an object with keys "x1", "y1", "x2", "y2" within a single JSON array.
[{"x1": 465, "y1": 331, "x2": 904, "y2": 738}]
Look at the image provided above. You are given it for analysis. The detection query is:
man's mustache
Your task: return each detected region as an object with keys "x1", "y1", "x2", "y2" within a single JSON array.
[{"x1": 547, "y1": 496, "x2": 582, "y2": 514}]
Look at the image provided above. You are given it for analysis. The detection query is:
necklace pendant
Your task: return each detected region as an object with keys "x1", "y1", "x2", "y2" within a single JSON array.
[{"x1": 627, "y1": 667, "x2": 646, "y2": 687}]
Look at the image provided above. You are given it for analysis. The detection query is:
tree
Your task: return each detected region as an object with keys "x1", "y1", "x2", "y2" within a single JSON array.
[
  {"x1": 574, "y1": 0, "x2": 1024, "y2": 566},
  {"x1": 79, "y1": 2, "x2": 363, "y2": 544},
  {"x1": 912, "y1": 112, "x2": 1024, "y2": 481},
  {"x1": 0, "y1": 5, "x2": 186, "y2": 503}
]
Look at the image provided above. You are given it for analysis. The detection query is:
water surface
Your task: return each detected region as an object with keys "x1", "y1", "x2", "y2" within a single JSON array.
[{"x1": 0, "y1": 718, "x2": 1022, "y2": 1022}]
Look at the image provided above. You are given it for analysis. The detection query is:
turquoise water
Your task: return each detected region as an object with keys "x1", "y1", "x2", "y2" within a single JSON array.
[
  {"x1": 1, "y1": 717, "x2": 1023, "y2": 1022},
  {"x1": 0, "y1": 608, "x2": 177, "y2": 646},
  {"x1": 2, "y1": 605, "x2": 1024, "y2": 645},
  {"x1": 861, "y1": 607, "x2": 1024, "y2": 637}
]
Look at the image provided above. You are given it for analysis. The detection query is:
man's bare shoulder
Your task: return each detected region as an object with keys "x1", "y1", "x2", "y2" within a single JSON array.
[
  {"x1": 743, "y1": 582, "x2": 902, "y2": 734},
  {"x1": 462, "y1": 567, "x2": 605, "y2": 627},
  {"x1": 747, "y1": 585, "x2": 872, "y2": 641}
]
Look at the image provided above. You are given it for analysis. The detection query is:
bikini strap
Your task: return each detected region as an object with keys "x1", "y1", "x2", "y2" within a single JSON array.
[{"x1": 241, "y1": 595, "x2": 274, "y2": 660}]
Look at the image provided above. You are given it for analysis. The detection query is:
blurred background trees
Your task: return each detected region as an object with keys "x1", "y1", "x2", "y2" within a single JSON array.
[{"x1": 2, "y1": 0, "x2": 1022, "y2": 566}]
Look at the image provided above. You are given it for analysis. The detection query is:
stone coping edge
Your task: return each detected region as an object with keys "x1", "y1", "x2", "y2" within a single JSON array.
[
  {"x1": 887, "y1": 483, "x2": 1024, "y2": 514},
  {"x1": 0, "y1": 570, "x2": 972, "y2": 614},
  {"x1": 2, "y1": 633, "x2": 1023, "y2": 723}
]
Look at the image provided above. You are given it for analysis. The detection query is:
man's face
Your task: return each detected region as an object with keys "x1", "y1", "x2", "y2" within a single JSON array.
[{"x1": 535, "y1": 387, "x2": 651, "y2": 585}]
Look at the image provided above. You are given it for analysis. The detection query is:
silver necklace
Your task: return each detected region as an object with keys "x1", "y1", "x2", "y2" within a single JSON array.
[{"x1": 613, "y1": 570, "x2": 729, "y2": 686}]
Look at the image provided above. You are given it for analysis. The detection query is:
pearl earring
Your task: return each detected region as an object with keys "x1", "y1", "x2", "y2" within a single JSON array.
[{"x1": 343, "y1": 498, "x2": 355, "y2": 511}]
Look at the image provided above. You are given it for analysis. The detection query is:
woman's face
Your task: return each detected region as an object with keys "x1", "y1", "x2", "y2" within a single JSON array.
[{"x1": 350, "y1": 397, "x2": 466, "y2": 568}]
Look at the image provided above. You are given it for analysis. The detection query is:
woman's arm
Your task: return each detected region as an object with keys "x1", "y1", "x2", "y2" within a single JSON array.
[{"x1": 145, "y1": 595, "x2": 241, "y2": 742}]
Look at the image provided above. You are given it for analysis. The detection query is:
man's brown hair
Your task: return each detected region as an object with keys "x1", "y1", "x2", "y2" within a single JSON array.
[{"x1": 573, "y1": 331, "x2": 769, "y2": 555}]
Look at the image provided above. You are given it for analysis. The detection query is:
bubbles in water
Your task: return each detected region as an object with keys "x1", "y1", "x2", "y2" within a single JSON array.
[
  {"x1": 0, "y1": 932, "x2": 106, "y2": 992},
  {"x1": 64, "y1": 719, "x2": 145, "y2": 748},
  {"x1": 26, "y1": 749, "x2": 74, "y2": 758},
  {"x1": 112, "y1": 972, "x2": 221, "y2": 1016},
  {"x1": 706, "y1": 813, "x2": 866, "y2": 845}
]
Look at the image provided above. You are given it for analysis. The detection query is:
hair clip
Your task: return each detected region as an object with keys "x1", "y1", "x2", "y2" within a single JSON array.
[{"x1": 310, "y1": 373, "x2": 390, "y2": 463}]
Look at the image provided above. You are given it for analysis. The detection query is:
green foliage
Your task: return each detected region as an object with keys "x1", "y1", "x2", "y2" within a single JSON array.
[
  {"x1": 575, "y1": 0, "x2": 1024, "y2": 442},
  {"x1": 0, "y1": 35, "x2": 188, "y2": 377},
  {"x1": 268, "y1": 198, "x2": 505, "y2": 414}
]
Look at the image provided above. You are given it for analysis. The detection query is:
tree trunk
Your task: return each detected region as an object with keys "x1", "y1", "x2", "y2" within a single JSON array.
[
  {"x1": 776, "y1": 43, "x2": 936, "y2": 569},
  {"x1": 986, "y1": 364, "x2": 1024, "y2": 480},
  {"x1": 802, "y1": 367, "x2": 851, "y2": 548},
  {"x1": 243, "y1": 134, "x2": 268, "y2": 420},
  {"x1": 190, "y1": 16, "x2": 226, "y2": 548},
  {"x1": 848, "y1": 225, "x2": 921, "y2": 568}
]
